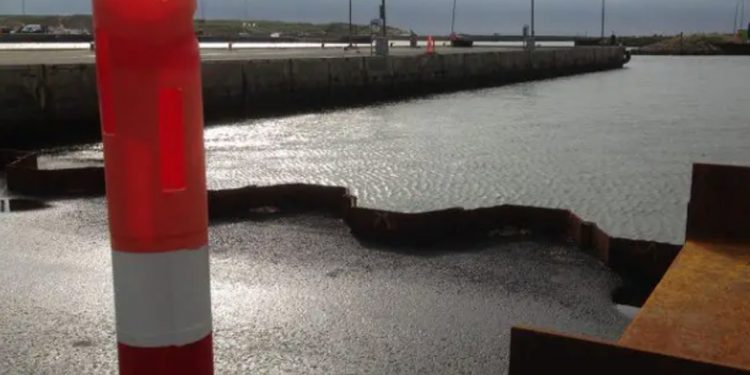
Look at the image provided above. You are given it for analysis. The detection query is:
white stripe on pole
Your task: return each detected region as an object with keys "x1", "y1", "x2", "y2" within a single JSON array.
[{"x1": 112, "y1": 246, "x2": 212, "y2": 347}]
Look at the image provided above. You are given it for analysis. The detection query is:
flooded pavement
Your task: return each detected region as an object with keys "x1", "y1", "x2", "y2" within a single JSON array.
[{"x1": 0, "y1": 196, "x2": 630, "y2": 373}]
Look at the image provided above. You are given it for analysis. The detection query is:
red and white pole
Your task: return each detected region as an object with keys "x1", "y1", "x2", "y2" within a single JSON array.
[{"x1": 92, "y1": 0, "x2": 213, "y2": 373}]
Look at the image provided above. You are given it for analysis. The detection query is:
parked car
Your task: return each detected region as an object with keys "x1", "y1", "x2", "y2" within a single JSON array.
[{"x1": 20, "y1": 24, "x2": 45, "y2": 34}]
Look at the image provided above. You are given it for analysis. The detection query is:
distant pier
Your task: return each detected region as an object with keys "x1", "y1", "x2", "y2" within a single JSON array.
[{"x1": 0, "y1": 46, "x2": 627, "y2": 148}]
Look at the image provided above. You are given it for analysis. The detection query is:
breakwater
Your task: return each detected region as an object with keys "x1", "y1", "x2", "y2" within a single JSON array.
[{"x1": 0, "y1": 47, "x2": 627, "y2": 148}]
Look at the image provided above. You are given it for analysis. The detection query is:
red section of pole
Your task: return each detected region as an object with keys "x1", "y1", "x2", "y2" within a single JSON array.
[
  {"x1": 118, "y1": 335, "x2": 214, "y2": 374},
  {"x1": 92, "y1": 0, "x2": 213, "y2": 373},
  {"x1": 93, "y1": 0, "x2": 208, "y2": 253}
]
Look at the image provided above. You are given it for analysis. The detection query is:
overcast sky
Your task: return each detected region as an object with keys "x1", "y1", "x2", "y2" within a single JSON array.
[{"x1": 1, "y1": 0, "x2": 746, "y2": 35}]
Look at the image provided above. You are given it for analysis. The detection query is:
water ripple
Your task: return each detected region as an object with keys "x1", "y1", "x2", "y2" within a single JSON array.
[{"x1": 45, "y1": 57, "x2": 750, "y2": 244}]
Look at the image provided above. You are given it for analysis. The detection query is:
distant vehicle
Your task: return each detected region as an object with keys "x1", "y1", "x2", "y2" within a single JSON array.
[
  {"x1": 48, "y1": 26, "x2": 88, "y2": 35},
  {"x1": 20, "y1": 24, "x2": 45, "y2": 34},
  {"x1": 449, "y1": 0, "x2": 473, "y2": 47},
  {"x1": 450, "y1": 33, "x2": 474, "y2": 47},
  {"x1": 67, "y1": 28, "x2": 90, "y2": 36},
  {"x1": 270, "y1": 32, "x2": 281, "y2": 38}
]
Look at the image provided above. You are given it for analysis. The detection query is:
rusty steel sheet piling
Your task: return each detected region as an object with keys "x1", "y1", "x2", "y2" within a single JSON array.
[
  {"x1": 619, "y1": 163, "x2": 750, "y2": 370},
  {"x1": 509, "y1": 162, "x2": 750, "y2": 374},
  {"x1": 0, "y1": 148, "x2": 683, "y2": 300},
  {"x1": 6, "y1": 150, "x2": 748, "y2": 372},
  {"x1": 510, "y1": 327, "x2": 750, "y2": 375}
]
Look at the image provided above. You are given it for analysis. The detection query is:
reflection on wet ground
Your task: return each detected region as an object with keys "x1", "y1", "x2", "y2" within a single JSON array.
[{"x1": 0, "y1": 198, "x2": 630, "y2": 373}]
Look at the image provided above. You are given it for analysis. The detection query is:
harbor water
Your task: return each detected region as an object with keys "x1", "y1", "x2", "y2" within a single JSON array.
[{"x1": 49, "y1": 56, "x2": 750, "y2": 244}]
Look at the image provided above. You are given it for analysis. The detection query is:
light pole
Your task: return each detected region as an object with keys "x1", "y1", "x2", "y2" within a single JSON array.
[
  {"x1": 21, "y1": 0, "x2": 26, "y2": 16},
  {"x1": 451, "y1": 0, "x2": 458, "y2": 35},
  {"x1": 735, "y1": 0, "x2": 741, "y2": 33},
  {"x1": 530, "y1": 0, "x2": 535, "y2": 47},
  {"x1": 348, "y1": 0, "x2": 353, "y2": 47},
  {"x1": 531, "y1": 0, "x2": 535, "y2": 36},
  {"x1": 244, "y1": 0, "x2": 248, "y2": 24},
  {"x1": 381, "y1": 0, "x2": 387, "y2": 37},
  {"x1": 601, "y1": 0, "x2": 606, "y2": 39}
]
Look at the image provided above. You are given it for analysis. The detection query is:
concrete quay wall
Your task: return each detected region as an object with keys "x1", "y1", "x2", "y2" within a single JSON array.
[{"x1": 0, "y1": 47, "x2": 626, "y2": 148}]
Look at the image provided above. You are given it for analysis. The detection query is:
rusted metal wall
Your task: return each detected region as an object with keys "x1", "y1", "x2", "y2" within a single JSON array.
[
  {"x1": 208, "y1": 184, "x2": 352, "y2": 219},
  {"x1": 509, "y1": 327, "x2": 750, "y2": 375},
  {"x1": 8, "y1": 151, "x2": 748, "y2": 373},
  {"x1": 617, "y1": 163, "x2": 750, "y2": 370},
  {"x1": 4, "y1": 152, "x2": 104, "y2": 196},
  {"x1": 687, "y1": 163, "x2": 750, "y2": 243},
  {"x1": 0, "y1": 149, "x2": 680, "y2": 295},
  {"x1": 510, "y1": 163, "x2": 750, "y2": 374},
  {"x1": 0, "y1": 149, "x2": 31, "y2": 172}
]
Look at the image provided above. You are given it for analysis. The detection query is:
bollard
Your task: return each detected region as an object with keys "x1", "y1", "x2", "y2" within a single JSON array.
[
  {"x1": 426, "y1": 36, "x2": 435, "y2": 55},
  {"x1": 92, "y1": 0, "x2": 213, "y2": 374}
]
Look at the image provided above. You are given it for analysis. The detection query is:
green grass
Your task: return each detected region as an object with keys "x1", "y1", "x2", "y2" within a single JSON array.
[
  {"x1": 0, "y1": 15, "x2": 91, "y2": 30},
  {"x1": 638, "y1": 33, "x2": 740, "y2": 54},
  {"x1": 617, "y1": 35, "x2": 671, "y2": 48},
  {"x1": 0, "y1": 15, "x2": 406, "y2": 38}
]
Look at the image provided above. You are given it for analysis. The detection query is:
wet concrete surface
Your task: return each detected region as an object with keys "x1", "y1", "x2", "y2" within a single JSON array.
[{"x1": 0, "y1": 186, "x2": 630, "y2": 374}]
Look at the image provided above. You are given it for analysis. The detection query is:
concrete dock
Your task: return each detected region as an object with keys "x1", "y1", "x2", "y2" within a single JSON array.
[
  {"x1": 0, "y1": 46, "x2": 627, "y2": 148},
  {"x1": 0, "y1": 46, "x2": 521, "y2": 65}
]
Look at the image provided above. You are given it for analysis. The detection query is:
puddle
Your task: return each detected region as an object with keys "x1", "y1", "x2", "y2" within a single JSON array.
[
  {"x1": 615, "y1": 304, "x2": 641, "y2": 320},
  {"x1": 0, "y1": 198, "x2": 49, "y2": 213}
]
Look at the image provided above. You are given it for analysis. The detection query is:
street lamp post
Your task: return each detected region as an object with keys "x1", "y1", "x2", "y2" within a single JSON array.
[
  {"x1": 601, "y1": 0, "x2": 606, "y2": 39},
  {"x1": 451, "y1": 0, "x2": 458, "y2": 35},
  {"x1": 735, "y1": 0, "x2": 741, "y2": 33},
  {"x1": 381, "y1": 0, "x2": 387, "y2": 37},
  {"x1": 348, "y1": 0, "x2": 353, "y2": 47},
  {"x1": 22, "y1": 0, "x2": 26, "y2": 16},
  {"x1": 244, "y1": 0, "x2": 248, "y2": 24},
  {"x1": 530, "y1": 0, "x2": 535, "y2": 48}
]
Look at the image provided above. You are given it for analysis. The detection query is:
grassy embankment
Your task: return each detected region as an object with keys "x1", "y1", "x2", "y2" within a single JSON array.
[
  {"x1": 634, "y1": 33, "x2": 745, "y2": 55},
  {"x1": 0, "y1": 15, "x2": 406, "y2": 38}
]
